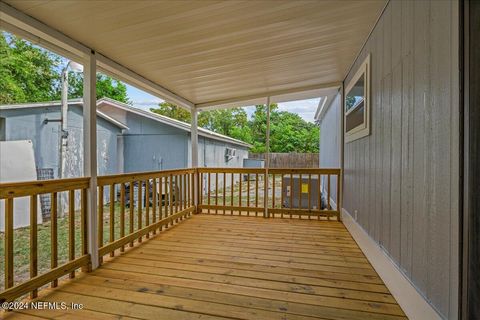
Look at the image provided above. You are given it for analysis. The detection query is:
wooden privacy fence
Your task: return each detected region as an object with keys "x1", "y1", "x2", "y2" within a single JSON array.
[
  {"x1": 198, "y1": 168, "x2": 342, "y2": 220},
  {"x1": 248, "y1": 153, "x2": 319, "y2": 168},
  {"x1": 0, "y1": 177, "x2": 90, "y2": 303},
  {"x1": 0, "y1": 167, "x2": 341, "y2": 303}
]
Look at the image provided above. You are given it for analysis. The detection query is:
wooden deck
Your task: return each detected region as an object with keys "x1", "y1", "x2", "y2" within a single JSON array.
[{"x1": 3, "y1": 214, "x2": 406, "y2": 320}]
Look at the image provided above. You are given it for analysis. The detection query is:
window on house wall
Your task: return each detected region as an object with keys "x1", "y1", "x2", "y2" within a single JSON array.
[{"x1": 344, "y1": 54, "x2": 370, "y2": 142}]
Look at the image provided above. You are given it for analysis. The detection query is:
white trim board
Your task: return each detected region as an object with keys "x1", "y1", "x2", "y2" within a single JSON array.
[{"x1": 341, "y1": 208, "x2": 443, "y2": 320}]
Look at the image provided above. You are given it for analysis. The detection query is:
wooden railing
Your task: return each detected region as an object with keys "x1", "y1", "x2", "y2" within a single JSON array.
[
  {"x1": 0, "y1": 178, "x2": 90, "y2": 303},
  {"x1": 0, "y1": 167, "x2": 341, "y2": 303},
  {"x1": 198, "y1": 168, "x2": 342, "y2": 220},
  {"x1": 96, "y1": 168, "x2": 196, "y2": 263}
]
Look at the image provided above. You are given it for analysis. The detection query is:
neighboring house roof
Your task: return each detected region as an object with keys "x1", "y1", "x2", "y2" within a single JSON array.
[
  {"x1": 97, "y1": 97, "x2": 251, "y2": 148},
  {"x1": 0, "y1": 98, "x2": 251, "y2": 148},
  {"x1": 0, "y1": 99, "x2": 129, "y2": 130}
]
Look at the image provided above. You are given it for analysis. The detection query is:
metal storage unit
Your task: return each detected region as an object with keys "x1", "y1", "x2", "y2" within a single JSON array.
[{"x1": 282, "y1": 175, "x2": 326, "y2": 209}]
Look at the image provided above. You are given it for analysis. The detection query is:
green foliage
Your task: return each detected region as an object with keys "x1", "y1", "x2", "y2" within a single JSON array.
[
  {"x1": 0, "y1": 32, "x2": 61, "y2": 104},
  {"x1": 150, "y1": 102, "x2": 191, "y2": 122},
  {"x1": 150, "y1": 102, "x2": 319, "y2": 153},
  {"x1": 0, "y1": 32, "x2": 129, "y2": 104},
  {"x1": 68, "y1": 72, "x2": 130, "y2": 104}
]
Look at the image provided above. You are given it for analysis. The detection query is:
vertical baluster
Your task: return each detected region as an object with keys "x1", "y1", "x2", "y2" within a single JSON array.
[
  {"x1": 145, "y1": 180, "x2": 150, "y2": 238},
  {"x1": 247, "y1": 173, "x2": 250, "y2": 211},
  {"x1": 290, "y1": 173, "x2": 293, "y2": 218},
  {"x1": 30, "y1": 195, "x2": 38, "y2": 297},
  {"x1": 98, "y1": 186, "x2": 104, "y2": 259},
  {"x1": 173, "y1": 175, "x2": 180, "y2": 216},
  {"x1": 51, "y1": 192, "x2": 58, "y2": 287},
  {"x1": 207, "y1": 173, "x2": 211, "y2": 214},
  {"x1": 110, "y1": 184, "x2": 115, "y2": 254},
  {"x1": 337, "y1": 171, "x2": 342, "y2": 221},
  {"x1": 223, "y1": 172, "x2": 226, "y2": 215},
  {"x1": 68, "y1": 190, "x2": 75, "y2": 277},
  {"x1": 177, "y1": 175, "x2": 181, "y2": 215},
  {"x1": 5, "y1": 198, "x2": 14, "y2": 289},
  {"x1": 328, "y1": 174, "x2": 331, "y2": 221},
  {"x1": 81, "y1": 189, "x2": 88, "y2": 271},
  {"x1": 190, "y1": 172, "x2": 194, "y2": 208},
  {"x1": 256, "y1": 173, "x2": 259, "y2": 215},
  {"x1": 281, "y1": 175, "x2": 284, "y2": 219},
  {"x1": 184, "y1": 174, "x2": 187, "y2": 211},
  {"x1": 152, "y1": 178, "x2": 157, "y2": 234},
  {"x1": 138, "y1": 181, "x2": 143, "y2": 242},
  {"x1": 298, "y1": 174, "x2": 302, "y2": 217},
  {"x1": 159, "y1": 177, "x2": 164, "y2": 224},
  {"x1": 199, "y1": 172, "x2": 203, "y2": 210},
  {"x1": 308, "y1": 174, "x2": 312, "y2": 220},
  {"x1": 230, "y1": 173, "x2": 234, "y2": 215},
  {"x1": 318, "y1": 174, "x2": 321, "y2": 220},
  {"x1": 215, "y1": 172, "x2": 219, "y2": 214},
  {"x1": 129, "y1": 181, "x2": 134, "y2": 247},
  {"x1": 179, "y1": 175, "x2": 183, "y2": 221},
  {"x1": 120, "y1": 183, "x2": 125, "y2": 251},
  {"x1": 264, "y1": 171, "x2": 267, "y2": 218},
  {"x1": 164, "y1": 176, "x2": 169, "y2": 222},
  {"x1": 169, "y1": 175, "x2": 174, "y2": 226},
  {"x1": 238, "y1": 174, "x2": 242, "y2": 215},
  {"x1": 175, "y1": 175, "x2": 179, "y2": 222}
]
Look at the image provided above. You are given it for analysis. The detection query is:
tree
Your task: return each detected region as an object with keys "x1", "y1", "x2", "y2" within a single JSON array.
[
  {"x1": 150, "y1": 104, "x2": 251, "y2": 142},
  {"x1": 0, "y1": 32, "x2": 130, "y2": 104},
  {"x1": 150, "y1": 102, "x2": 191, "y2": 122},
  {"x1": 0, "y1": 32, "x2": 61, "y2": 104},
  {"x1": 150, "y1": 101, "x2": 319, "y2": 153},
  {"x1": 68, "y1": 72, "x2": 130, "y2": 104}
]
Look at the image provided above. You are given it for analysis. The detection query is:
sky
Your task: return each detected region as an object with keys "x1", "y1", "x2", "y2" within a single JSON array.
[{"x1": 126, "y1": 84, "x2": 320, "y2": 123}]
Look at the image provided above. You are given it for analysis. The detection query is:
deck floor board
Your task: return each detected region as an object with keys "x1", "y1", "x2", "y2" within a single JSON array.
[{"x1": 3, "y1": 214, "x2": 406, "y2": 320}]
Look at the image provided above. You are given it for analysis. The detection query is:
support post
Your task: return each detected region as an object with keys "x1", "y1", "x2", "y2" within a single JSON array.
[
  {"x1": 191, "y1": 108, "x2": 199, "y2": 212},
  {"x1": 83, "y1": 50, "x2": 98, "y2": 270},
  {"x1": 264, "y1": 97, "x2": 271, "y2": 218}
]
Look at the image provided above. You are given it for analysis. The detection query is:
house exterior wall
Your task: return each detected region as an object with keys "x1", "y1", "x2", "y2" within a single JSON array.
[
  {"x1": 319, "y1": 93, "x2": 342, "y2": 203},
  {"x1": 188, "y1": 135, "x2": 249, "y2": 194},
  {"x1": 122, "y1": 112, "x2": 188, "y2": 172},
  {"x1": 0, "y1": 104, "x2": 120, "y2": 178},
  {"x1": 122, "y1": 111, "x2": 249, "y2": 173},
  {"x1": 342, "y1": 1, "x2": 459, "y2": 318}
]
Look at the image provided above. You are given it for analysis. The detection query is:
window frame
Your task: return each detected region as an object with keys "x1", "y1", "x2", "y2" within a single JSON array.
[{"x1": 344, "y1": 54, "x2": 371, "y2": 143}]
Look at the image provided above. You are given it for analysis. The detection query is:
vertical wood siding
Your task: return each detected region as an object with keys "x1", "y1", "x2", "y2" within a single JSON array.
[{"x1": 343, "y1": 0, "x2": 459, "y2": 318}]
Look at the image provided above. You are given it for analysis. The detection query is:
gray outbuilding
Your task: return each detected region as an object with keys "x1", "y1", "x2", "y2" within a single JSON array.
[{"x1": 0, "y1": 98, "x2": 250, "y2": 181}]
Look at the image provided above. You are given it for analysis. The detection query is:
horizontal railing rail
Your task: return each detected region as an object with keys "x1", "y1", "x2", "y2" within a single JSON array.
[
  {"x1": 0, "y1": 167, "x2": 342, "y2": 303},
  {"x1": 0, "y1": 177, "x2": 90, "y2": 303}
]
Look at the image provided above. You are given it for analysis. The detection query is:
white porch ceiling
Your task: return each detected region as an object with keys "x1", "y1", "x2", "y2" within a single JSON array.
[{"x1": 3, "y1": 0, "x2": 385, "y2": 108}]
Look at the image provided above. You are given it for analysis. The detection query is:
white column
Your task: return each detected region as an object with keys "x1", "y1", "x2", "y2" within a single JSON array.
[
  {"x1": 264, "y1": 97, "x2": 271, "y2": 218},
  {"x1": 191, "y1": 108, "x2": 199, "y2": 211},
  {"x1": 191, "y1": 108, "x2": 199, "y2": 168},
  {"x1": 83, "y1": 51, "x2": 99, "y2": 270}
]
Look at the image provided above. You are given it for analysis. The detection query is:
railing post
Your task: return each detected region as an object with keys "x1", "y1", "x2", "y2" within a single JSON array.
[
  {"x1": 337, "y1": 170, "x2": 343, "y2": 222},
  {"x1": 264, "y1": 96, "x2": 271, "y2": 218},
  {"x1": 83, "y1": 50, "x2": 99, "y2": 270}
]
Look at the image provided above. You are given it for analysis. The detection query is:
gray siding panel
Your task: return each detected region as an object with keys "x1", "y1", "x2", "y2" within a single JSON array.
[{"x1": 342, "y1": 0, "x2": 459, "y2": 318}]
